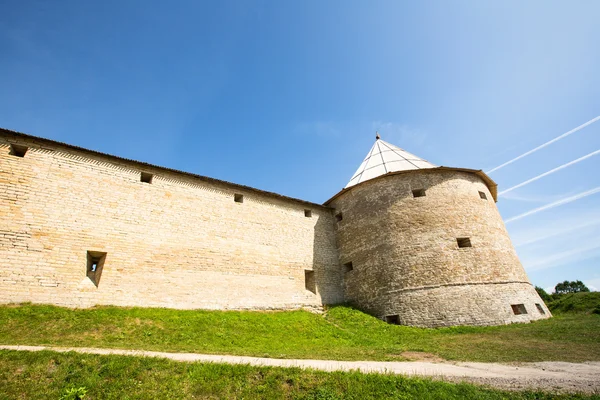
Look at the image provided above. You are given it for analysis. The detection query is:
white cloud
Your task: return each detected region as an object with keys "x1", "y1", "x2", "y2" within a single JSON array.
[{"x1": 583, "y1": 278, "x2": 600, "y2": 292}]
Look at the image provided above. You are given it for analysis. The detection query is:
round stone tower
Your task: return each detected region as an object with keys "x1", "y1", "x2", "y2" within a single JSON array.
[{"x1": 325, "y1": 136, "x2": 551, "y2": 327}]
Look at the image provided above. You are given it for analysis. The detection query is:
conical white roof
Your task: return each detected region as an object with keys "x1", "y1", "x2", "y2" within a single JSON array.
[{"x1": 345, "y1": 138, "x2": 436, "y2": 188}]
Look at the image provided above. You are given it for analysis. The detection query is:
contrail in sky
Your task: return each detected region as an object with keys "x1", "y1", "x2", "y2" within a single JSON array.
[
  {"x1": 505, "y1": 186, "x2": 600, "y2": 224},
  {"x1": 499, "y1": 149, "x2": 600, "y2": 195},
  {"x1": 487, "y1": 115, "x2": 600, "y2": 174}
]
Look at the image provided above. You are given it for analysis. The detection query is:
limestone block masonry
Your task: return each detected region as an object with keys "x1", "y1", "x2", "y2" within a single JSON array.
[
  {"x1": 0, "y1": 128, "x2": 551, "y2": 327},
  {"x1": 326, "y1": 170, "x2": 551, "y2": 327},
  {"x1": 0, "y1": 130, "x2": 343, "y2": 310}
]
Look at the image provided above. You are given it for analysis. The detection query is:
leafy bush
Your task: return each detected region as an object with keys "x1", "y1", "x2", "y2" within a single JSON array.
[
  {"x1": 59, "y1": 386, "x2": 87, "y2": 400},
  {"x1": 535, "y1": 286, "x2": 551, "y2": 303}
]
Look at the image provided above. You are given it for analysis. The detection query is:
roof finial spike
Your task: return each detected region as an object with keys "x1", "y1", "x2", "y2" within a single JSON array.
[{"x1": 375, "y1": 131, "x2": 380, "y2": 140}]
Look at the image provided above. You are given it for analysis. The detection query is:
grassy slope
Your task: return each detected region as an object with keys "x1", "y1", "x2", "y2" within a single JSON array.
[
  {"x1": 1, "y1": 304, "x2": 599, "y2": 362},
  {"x1": 548, "y1": 292, "x2": 600, "y2": 314},
  {"x1": 1, "y1": 350, "x2": 598, "y2": 400}
]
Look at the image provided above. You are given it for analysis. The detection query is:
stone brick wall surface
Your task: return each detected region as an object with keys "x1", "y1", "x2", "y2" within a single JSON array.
[
  {"x1": 378, "y1": 282, "x2": 549, "y2": 327},
  {"x1": 1, "y1": 130, "x2": 552, "y2": 328},
  {"x1": 329, "y1": 170, "x2": 551, "y2": 327},
  {"x1": 0, "y1": 133, "x2": 344, "y2": 310}
]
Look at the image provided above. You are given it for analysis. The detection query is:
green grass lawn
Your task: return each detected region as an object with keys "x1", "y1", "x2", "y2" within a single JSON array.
[
  {"x1": 1, "y1": 350, "x2": 597, "y2": 400},
  {"x1": 1, "y1": 304, "x2": 599, "y2": 363}
]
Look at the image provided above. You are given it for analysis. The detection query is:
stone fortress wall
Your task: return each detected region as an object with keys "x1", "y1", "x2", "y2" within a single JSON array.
[
  {"x1": 0, "y1": 128, "x2": 550, "y2": 327},
  {"x1": 0, "y1": 130, "x2": 343, "y2": 310},
  {"x1": 327, "y1": 170, "x2": 551, "y2": 327}
]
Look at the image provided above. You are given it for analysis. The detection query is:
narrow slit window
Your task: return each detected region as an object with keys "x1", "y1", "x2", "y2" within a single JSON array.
[
  {"x1": 9, "y1": 144, "x2": 28, "y2": 158},
  {"x1": 457, "y1": 237, "x2": 472, "y2": 248},
  {"x1": 86, "y1": 251, "x2": 107, "y2": 287},
  {"x1": 343, "y1": 262, "x2": 353, "y2": 273},
  {"x1": 304, "y1": 270, "x2": 316, "y2": 294},
  {"x1": 479, "y1": 191, "x2": 487, "y2": 200},
  {"x1": 140, "y1": 172, "x2": 153, "y2": 184},
  {"x1": 234, "y1": 194, "x2": 244, "y2": 203},
  {"x1": 511, "y1": 304, "x2": 527, "y2": 315},
  {"x1": 304, "y1": 209, "x2": 312, "y2": 218},
  {"x1": 412, "y1": 189, "x2": 426, "y2": 198},
  {"x1": 535, "y1": 303, "x2": 545, "y2": 314},
  {"x1": 385, "y1": 315, "x2": 400, "y2": 325},
  {"x1": 335, "y1": 213, "x2": 343, "y2": 222}
]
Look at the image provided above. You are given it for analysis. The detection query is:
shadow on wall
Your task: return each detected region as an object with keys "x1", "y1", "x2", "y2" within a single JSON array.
[{"x1": 312, "y1": 211, "x2": 344, "y2": 305}]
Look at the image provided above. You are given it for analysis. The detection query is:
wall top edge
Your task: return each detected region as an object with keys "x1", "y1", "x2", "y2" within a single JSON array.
[
  {"x1": 0, "y1": 127, "x2": 333, "y2": 211},
  {"x1": 324, "y1": 166, "x2": 498, "y2": 205}
]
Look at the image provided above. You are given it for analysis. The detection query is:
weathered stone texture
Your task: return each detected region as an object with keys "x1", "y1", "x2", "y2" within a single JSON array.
[
  {"x1": 0, "y1": 134, "x2": 343, "y2": 310},
  {"x1": 329, "y1": 170, "x2": 551, "y2": 327},
  {"x1": 1, "y1": 129, "x2": 551, "y2": 327}
]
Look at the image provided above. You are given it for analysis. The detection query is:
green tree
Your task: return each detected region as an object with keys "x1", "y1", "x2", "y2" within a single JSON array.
[
  {"x1": 535, "y1": 286, "x2": 551, "y2": 303},
  {"x1": 554, "y1": 280, "x2": 590, "y2": 294}
]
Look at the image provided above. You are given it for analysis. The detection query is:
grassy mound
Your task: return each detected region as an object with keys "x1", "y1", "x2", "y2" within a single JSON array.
[
  {"x1": 548, "y1": 292, "x2": 600, "y2": 314},
  {"x1": 1, "y1": 350, "x2": 596, "y2": 399},
  {"x1": 1, "y1": 304, "x2": 599, "y2": 362}
]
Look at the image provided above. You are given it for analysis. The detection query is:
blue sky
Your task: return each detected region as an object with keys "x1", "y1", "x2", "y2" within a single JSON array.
[{"x1": 1, "y1": 1, "x2": 599, "y2": 292}]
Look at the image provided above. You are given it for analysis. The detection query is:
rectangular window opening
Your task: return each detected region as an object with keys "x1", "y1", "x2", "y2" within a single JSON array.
[
  {"x1": 304, "y1": 209, "x2": 312, "y2": 218},
  {"x1": 412, "y1": 189, "x2": 426, "y2": 198},
  {"x1": 385, "y1": 315, "x2": 400, "y2": 325},
  {"x1": 9, "y1": 144, "x2": 28, "y2": 158},
  {"x1": 343, "y1": 262, "x2": 353, "y2": 273},
  {"x1": 335, "y1": 213, "x2": 343, "y2": 222},
  {"x1": 511, "y1": 304, "x2": 527, "y2": 315},
  {"x1": 86, "y1": 251, "x2": 107, "y2": 288},
  {"x1": 304, "y1": 270, "x2": 316, "y2": 294},
  {"x1": 479, "y1": 191, "x2": 487, "y2": 200},
  {"x1": 234, "y1": 193, "x2": 244, "y2": 203},
  {"x1": 457, "y1": 237, "x2": 472, "y2": 248},
  {"x1": 140, "y1": 172, "x2": 153, "y2": 184},
  {"x1": 535, "y1": 303, "x2": 546, "y2": 314}
]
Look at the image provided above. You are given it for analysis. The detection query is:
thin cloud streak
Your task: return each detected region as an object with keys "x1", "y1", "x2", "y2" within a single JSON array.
[
  {"x1": 514, "y1": 217, "x2": 600, "y2": 247},
  {"x1": 505, "y1": 186, "x2": 600, "y2": 224},
  {"x1": 487, "y1": 115, "x2": 600, "y2": 173},
  {"x1": 499, "y1": 149, "x2": 600, "y2": 195},
  {"x1": 501, "y1": 191, "x2": 565, "y2": 203},
  {"x1": 526, "y1": 242, "x2": 600, "y2": 271}
]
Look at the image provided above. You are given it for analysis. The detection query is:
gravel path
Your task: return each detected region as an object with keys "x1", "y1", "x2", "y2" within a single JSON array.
[{"x1": 1, "y1": 345, "x2": 598, "y2": 394}]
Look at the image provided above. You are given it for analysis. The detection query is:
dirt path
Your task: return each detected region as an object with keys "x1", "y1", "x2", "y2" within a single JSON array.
[{"x1": 1, "y1": 345, "x2": 599, "y2": 394}]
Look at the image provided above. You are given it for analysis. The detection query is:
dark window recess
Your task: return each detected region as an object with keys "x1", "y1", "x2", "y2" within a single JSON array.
[
  {"x1": 304, "y1": 209, "x2": 312, "y2": 218},
  {"x1": 412, "y1": 189, "x2": 426, "y2": 198},
  {"x1": 511, "y1": 304, "x2": 528, "y2": 315},
  {"x1": 535, "y1": 303, "x2": 546, "y2": 314},
  {"x1": 304, "y1": 270, "x2": 316, "y2": 294},
  {"x1": 86, "y1": 251, "x2": 107, "y2": 287},
  {"x1": 343, "y1": 262, "x2": 353, "y2": 273},
  {"x1": 9, "y1": 144, "x2": 28, "y2": 158},
  {"x1": 234, "y1": 194, "x2": 244, "y2": 203},
  {"x1": 457, "y1": 237, "x2": 472, "y2": 248},
  {"x1": 385, "y1": 315, "x2": 400, "y2": 325},
  {"x1": 335, "y1": 213, "x2": 343, "y2": 222},
  {"x1": 479, "y1": 191, "x2": 487, "y2": 200},
  {"x1": 140, "y1": 172, "x2": 153, "y2": 184}
]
